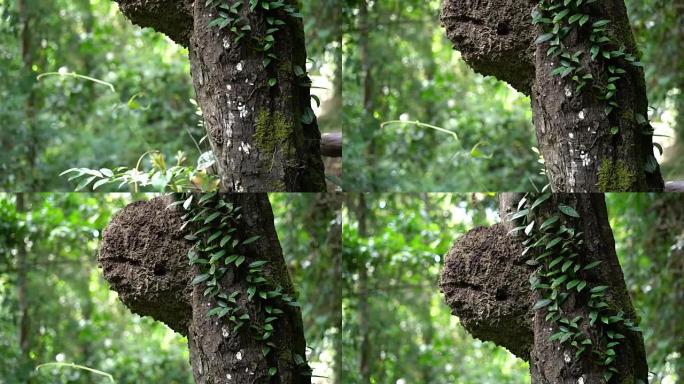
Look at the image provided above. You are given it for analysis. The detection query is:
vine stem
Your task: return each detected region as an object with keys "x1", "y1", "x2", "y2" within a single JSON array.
[
  {"x1": 35, "y1": 362, "x2": 116, "y2": 383},
  {"x1": 381, "y1": 120, "x2": 459, "y2": 141},
  {"x1": 37, "y1": 71, "x2": 116, "y2": 93}
]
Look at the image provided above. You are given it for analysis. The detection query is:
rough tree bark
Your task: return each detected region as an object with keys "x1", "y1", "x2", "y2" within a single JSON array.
[
  {"x1": 113, "y1": 0, "x2": 326, "y2": 192},
  {"x1": 99, "y1": 195, "x2": 310, "y2": 383},
  {"x1": 439, "y1": 193, "x2": 648, "y2": 383},
  {"x1": 440, "y1": 0, "x2": 664, "y2": 192}
]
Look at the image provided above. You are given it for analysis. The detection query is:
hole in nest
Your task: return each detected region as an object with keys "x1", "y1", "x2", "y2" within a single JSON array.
[
  {"x1": 496, "y1": 22, "x2": 511, "y2": 35},
  {"x1": 495, "y1": 287, "x2": 508, "y2": 301},
  {"x1": 153, "y1": 264, "x2": 167, "y2": 276}
]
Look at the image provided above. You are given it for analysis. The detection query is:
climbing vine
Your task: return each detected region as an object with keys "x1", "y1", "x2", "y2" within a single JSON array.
[
  {"x1": 172, "y1": 192, "x2": 310, "y2": 378},
  {"x1": 205, "y1": 0, "x2": 318, "y2": 124},
  {"x1": 510, "y1": 192, "x2": 641, "y2": 382},
  {"x1": 531, "y1": 0, "x2": 661, "y2": 172},
  {"x1": 532, "y1": 0, "x2": 642, "y2": 117}
]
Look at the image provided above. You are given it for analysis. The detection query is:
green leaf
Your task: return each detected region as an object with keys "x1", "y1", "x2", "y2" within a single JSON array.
[
  {"x1": 593, "y1": 19, "x2": 611, "y2": 28},
  {"x1": 591, "y1": 285, "x2": 609, "y2": 293},
  {"x1": 191, "y1": 274, "x2": 210, "y2": 285},
  {"x1": 235, "y1": 255, "x2": 246, "y2": 267},
  {"x1": 204, "y1": 211, "x2": 221, "y2": 224},
  {"x1": 568, "y1": 14, "x2": 583, "y2": 24},
  {"x1": 561, "y1": 260, "x2": 573, "y2": 273},
  {"x1": 579, "y1": 15, "x2": 589, "y2": 26},
  {"x1": 551, "y1": 275, "x2": 568, "y2": 288},
  {"x1": 249, "y1": 260, "x2": 269, "y2": 268},
  {"x1": 540, "y1": 214, "x2": 560, "y2": 231},
  {"x1": 532, "y1": 299, "x2": 552, "y2": 310},
  {"x1": 524, "y1": 221, "x2": 535, "y2": 236},
  {"x1": 535, "y1": 33, "x2": 554, "y2": 45},
  {"x1": 269, "y1": 367, "x2": 277, "y2": 376},
  {"x1": 552, "y1": 9, "x2": 570, "y2": 23},
  {"x1": 549, "y1": 256, "x2": 564, "y2": 269},
  {"x1": 220, "y1": 235, "x2": 232, "y2": 248},
  {"x1": 546, "y1": 237, "x2": 563, "y2": 249},
  {"x1": 577, "y1": 280, "x2": 587, "y2": 292},
  {"x1": 242, "y1": 235, "x2": 260, "y2": 245},
  {"x1": 558, "y1": 204, "x2": 580, "y2": 218},
  {"x1": 583, "y1": 260, "x2": 603, "y2": 270},
  {"x1": 208, "y1": 231, "x2": 222, "y2": 244},
  {"x1": 529, "y1": 192, "x2": 551, "y2": 211},
  {"x1": 183, "y1": 195, "x2": 193, "y2": 210}
]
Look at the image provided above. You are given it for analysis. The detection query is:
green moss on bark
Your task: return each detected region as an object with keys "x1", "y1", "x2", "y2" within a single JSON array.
[
  {"x1": 253, "y1": 109, "x2": 295, "y2": 164},
  {"x1": 597, "y1": 159, "x2": 635, "y2": 191}
]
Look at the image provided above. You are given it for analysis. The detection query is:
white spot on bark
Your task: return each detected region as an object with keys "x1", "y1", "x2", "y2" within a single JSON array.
[
  {"x1": 569, "y1": 133, "x2": 574, "y2": 139},
  {"x1": 226, "y1": 374, "x2": 232, "y2": 380},
  {"x1": 578, "y1": 110, "x2": 585, "y2": 120},
  {"x1": 222, "y1": 326, "x2": 230, "y2": 338},
  {"x1": 236, "y1": 351, "x2": 243, "y2": 361},
  {"x1": 222, "y1": 37, "x2": 231, "y2": 49},
  {"x1": 239, "y1": 142, "x2": 251, "y2": 154},
  {"x1": 569, "y1": 161, "x2": 577, "y2": 190},
  {"x1": 577, "y1": 377, "x2": 584, "y2": 384},
  {"x1": 564, "y1": 351, "x2": 572, "y2": 363},
  {"x1": 565, "y1": 86, "x2": 572, "y2": 97},
  {"x1": 580, "y1": 152, "x2": 591, "y2": 167},
  {"x1": 236, "y1": 62, "x2": 243, "y2": 72}
]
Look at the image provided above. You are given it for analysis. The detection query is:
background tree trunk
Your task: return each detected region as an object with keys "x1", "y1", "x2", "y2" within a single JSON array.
[
  {"x1": 440, "y1": 0, "x2": 664, "y2": 192},
  {"x1": 99, "y1": 195, "x2": 311, "y2": 383},
  {"x1": 440, "y1": 193, "x2": 648, "y2": 383},
  {"x1": 355, "y1": 194, "x2": 372, "y2": 383},
  {"x1": 113, "y1": 0, "x2": 327, "y2": 192},
  {"x1": 15, "y1": 193, "x2": 32, "y2": 383}
]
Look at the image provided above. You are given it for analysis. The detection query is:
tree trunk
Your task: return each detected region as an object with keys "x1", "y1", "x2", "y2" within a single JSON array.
[
  {"x1": 355, "y1": 194, "x2": 372, "y2": 383},
  {"x1": 358, "y1": 0, "x2": 377, "y2": 191},
  {"x1": 113, "y1": 0, "x2": 326, "y2": 192},
  {"x1": 18, "y1": 0, "x2": 38, "y2": 190},
  {"x1": 99, "y1": 195, "x2": 311, "y2": 383},
  {"x1": 15, "y1": 193, "x2": 32, "y2": 383},
  {"x1": 440, "y1": 193, "x2": 648, "y2": 383},
  {"x1": 440, "y1": 0, "x2": 664, "y2": 192}
]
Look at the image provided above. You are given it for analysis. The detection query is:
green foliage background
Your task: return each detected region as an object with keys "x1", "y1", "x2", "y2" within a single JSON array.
[{"x1": 343, "y1": 193, "x2": 683, "y2": 383}]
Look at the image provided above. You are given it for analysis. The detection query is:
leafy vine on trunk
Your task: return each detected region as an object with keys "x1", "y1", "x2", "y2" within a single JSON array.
[
  {"x1": 532, "y1": 0, "x2": 660, "y2": 173},
  {"x1": 206, "y1": 0, "x2": 318, "y2": 123},
  {"x1": 510, "y1": 192, "x2": 643, "y2": 382},
  {"x1": 171, "y1": 192, "x2": 311, "y2": 379}
]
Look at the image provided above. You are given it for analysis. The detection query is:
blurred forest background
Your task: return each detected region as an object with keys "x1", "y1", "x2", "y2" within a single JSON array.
[
  {"x1": 342, "y1": 0, "x2": 683, "y2": 191},
  {"x1": 0, "y1": 193, "x2": 342, "y2": 383},
  {"x1": 0, "y1": 0, "x2": 340, "y2": 191},
  {"x1": 343, "y1": 193, "x2": 684, "y2": 383}
]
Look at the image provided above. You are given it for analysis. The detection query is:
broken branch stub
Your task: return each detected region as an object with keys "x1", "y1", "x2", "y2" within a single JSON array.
[
  {"x1": 440, "y1": 0, "x2": 536, "y2": 94},
  {"x1": 99, "y1": 196, "x2": 192, "y2": 335},
  {"x1": 439, "y1": 224, "x2": 535, "y2": 359}
]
